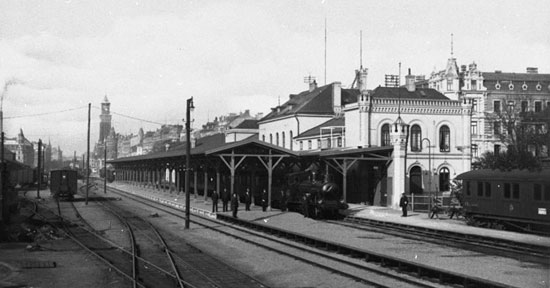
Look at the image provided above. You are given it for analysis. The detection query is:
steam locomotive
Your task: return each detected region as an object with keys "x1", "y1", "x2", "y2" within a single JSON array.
[
  {"x1": 284, "y1": 171, "x2": 347, "y2": 219},
  {"x1": 456, "y1": 169, "x2": 550, "y2": 235}
]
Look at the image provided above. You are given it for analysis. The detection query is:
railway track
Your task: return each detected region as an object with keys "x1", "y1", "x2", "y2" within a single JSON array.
[
  {"x1": 104, "y1": 185, "x2": 502, "y2": 288},
  {"x1": 335, "y1": 216, "x2": 550, "y2": 263}
]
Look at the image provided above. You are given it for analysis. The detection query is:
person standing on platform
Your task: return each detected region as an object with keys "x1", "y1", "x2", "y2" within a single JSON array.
[
  {"x1": 261, "y1": 189, "x2": 268, "y2": 212},
  {"x1": 279, "y1": 190, "x2": 287, "y2": 212},
  {"x1": 211, "y1": 190, "x2": 219, "y2": 213},
  {"x1": 399, "y1": 193, "x2": 409, "y2": 217},
  {"x1": 231, "y1": 192, "x2": 239, "y2": 218},
  {"x1": 430, "y1": 196, "x2": 442, "y2": 219},
  {"x1": 302, "y1": 193, "x2": 310, "y2": 218},
  {"x1": 244, "y1": 188, "x2": 252, "y2": 211},
  {"x1": 221, "y1": 188, "x2": 229, "y2": 212}
]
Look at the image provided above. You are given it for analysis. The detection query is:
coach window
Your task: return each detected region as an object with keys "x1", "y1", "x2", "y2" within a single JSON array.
[
  {"x1": 484, "y1": 182, "x2": 491, "y2": 197},
  {"x1": 439, "y1": 125, "x2": 450, "y2": 152},
  {"x1": 477, "y1": 182, "x2": 483, "y2": 197},
  {"x1": 381, "y1": 124, "x2": 390, "y2": 146},
  {"x1": 512, "y1": 183, "x2": 519, "y2": 199},
  {"x1": 465, "y1": 181, "x2": 471, "y2": 196},
  {"x1": 439, "y1": 167, "x2": 450, "y2": 191},
  {"x1": 545, "y1": 185, "x2": 550, "y2": 202},
  {"x1": 534, "y1": 184, "x2": 542, "y2": 201},
  {"x1": 410, "y1": 125, "x2": 422, "y2": 152},
  {"x1": 504, "y1": 183, "x2": 511, "y2": 199}
]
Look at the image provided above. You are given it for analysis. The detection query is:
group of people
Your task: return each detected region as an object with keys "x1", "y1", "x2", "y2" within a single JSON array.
[
  {"x1": 400, "y1": 193, "x2": 462, "y2": 219},
  {"x1": 210, "y1": 187, "x2": 271, "y2": 218}
]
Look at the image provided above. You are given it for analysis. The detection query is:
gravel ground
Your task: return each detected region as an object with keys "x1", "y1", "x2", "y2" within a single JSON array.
[
  {"x1": 106, "y1": 187, "x2": 377, "y2": 288},
  {"x1": 0, "y1": 189, "x2": 128, "y2": 288}
]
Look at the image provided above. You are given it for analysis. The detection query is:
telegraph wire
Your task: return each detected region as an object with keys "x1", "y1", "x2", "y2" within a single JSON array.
[
  {"x1": 4, "y1": 105, "x2": 88, "y2": 119},
  {"x1": 90, "y1": 105, "x2": 166, "y2": 126},
  {"x1": 5, "y1": 105, "x2": 169, "y2": 127}
]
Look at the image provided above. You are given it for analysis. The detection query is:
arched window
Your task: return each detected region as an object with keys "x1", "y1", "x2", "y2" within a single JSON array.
[
  {"x1": 410, "y1": 166, "x2": 423, "y2": 194},
  {"x1": 282, "y1": 132, "x2": 286, "y2": 148},
  {"x1": 410, "y1": 125, "x2": 422, "y2": 152},
  {"x1": 439, "y1": 167, "x2": 450, "y2": 192},
  {"x1": 289, "y1": 131, "x2": 293, "y2": 150},
  {"x1": 381, "y1": 124, "x2": 390, "y2": 146},
  {"x1": 269, "y1": 134, "x2": 273, "y2": 144},
  {"x1": 276, "y1": 133, "x2": 279, "y2": 146},
  {"x1": 439, "y1": 125, "x2": 450, "y2": 152}
]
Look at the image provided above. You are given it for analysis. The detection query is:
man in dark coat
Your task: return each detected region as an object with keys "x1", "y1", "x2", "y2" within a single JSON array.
[
  {"x1": 261, "y1": 189, "x2": 268, "y2": 212},
  {"x1": 211, "y1": 190, "x2": 219, "y2": 213},
  {"x1": 279, "y1": 190, "x2": 287, "y2": 212},
  {"x1": 231, "y1": 192, "x2": 239, "y2": 218},
  {"x1": 244, "y1": 188, "x2": 252, "y2": 211},
  {"x1": 221, "y1": 188, "x2": 229, "y2": 212},
  {"x1": 399, "y1": 193, "x2": 409, "y2": 217},
  {"x1": 302, "y1": 193, "x2": 310, "y2": 218}
]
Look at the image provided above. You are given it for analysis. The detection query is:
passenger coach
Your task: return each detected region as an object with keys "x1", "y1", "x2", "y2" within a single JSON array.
[{"x1": 456, "y1": 169, "x2": 550, "y2": 234}]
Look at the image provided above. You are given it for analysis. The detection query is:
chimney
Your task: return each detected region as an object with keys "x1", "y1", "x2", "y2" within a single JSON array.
[
  {"x1": 461, "y1": 65, "x2": 467, "y2": 72},
  {"x1": 332, "y1": 82, "x2": 342, "y2": 116},
  {"x1": 309, "y1": 80, "x2": 317, "y2": 92},
  {"x1": 405, "y1": 68, "x2": 415, "y2": 92},
  {"x1": 356, "y1": 67, "x2": 368, "y2": 92},
  {"x1": 526, "y1": 67, "x2": 538, "y2": 74}
]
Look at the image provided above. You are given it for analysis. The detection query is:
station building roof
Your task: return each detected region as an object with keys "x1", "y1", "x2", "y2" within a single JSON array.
[
  {"x1": 371, "y1": 86, "x2": 450, "y2": 100},
  {"x1": 296, "y1": 118, "x2": 345, "y2": 139},
  {"x1": 260, "y1": 83, "x2": 359, "y2": 122}
]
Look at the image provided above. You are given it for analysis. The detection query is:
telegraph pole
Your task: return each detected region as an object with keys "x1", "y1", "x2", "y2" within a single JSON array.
[
  {"x1": 36, "y1": 139, "x2": 42, "y2": 199},
  {"x1": 86, "y1": 103, "x2": 90, "y2": 205},
  {"x1": 1, "y1": 132, "x2": 6, "y2": 222},
  {"x1": 185, "y1": 97, "x2": 194, "y2": 229}
]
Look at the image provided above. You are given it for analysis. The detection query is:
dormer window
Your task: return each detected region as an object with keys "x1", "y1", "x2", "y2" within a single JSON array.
[
  {"x1": 495, "y1": 82, "x2": 501, "y2": 90},
  {"x1": 536, "y1": 83, "x2": 542, "y2": 91},
  {"x1": 509, "y1": 83, "x2": 514, "y2": 90},
  {"x1": 471, "y1": 79, "x2": 477, "y2": 90},
  {"x1": 522, "y1": 83, "x2": 528, "y2": 91}
]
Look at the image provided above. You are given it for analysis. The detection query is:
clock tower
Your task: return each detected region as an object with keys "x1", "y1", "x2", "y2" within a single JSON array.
[{"x1": 99, "y1": 95, "x2": 112, "y2": 143}]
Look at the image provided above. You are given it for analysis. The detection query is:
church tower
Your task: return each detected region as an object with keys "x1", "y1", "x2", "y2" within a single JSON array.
[{"x1": 99, "y1": 95, "x2": 112, "y2": 144}]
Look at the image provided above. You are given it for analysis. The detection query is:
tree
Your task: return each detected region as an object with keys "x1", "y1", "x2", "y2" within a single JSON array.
[{"x1": 474, "y1": 100, "x2": 548, "y2": 171}]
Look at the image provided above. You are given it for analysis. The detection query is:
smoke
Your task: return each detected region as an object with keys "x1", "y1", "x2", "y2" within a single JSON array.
[{"x1": 1, "y1": 78, "x2": 23, "y2": 104}]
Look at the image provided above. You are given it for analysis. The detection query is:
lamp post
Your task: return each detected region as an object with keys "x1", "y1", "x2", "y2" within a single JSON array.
[
  {"x1": 37, "y1": 139, "x2": 42, "y2": 199},
  {"x1": 184, "y1": 97, "x2": 194, "y2": 229},
  {"x1": 422, "y1": 138, "x2": 432, "y2": 215}
]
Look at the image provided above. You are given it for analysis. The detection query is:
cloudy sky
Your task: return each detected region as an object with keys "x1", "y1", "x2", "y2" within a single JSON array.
[{"x1": 1, "y1": 0, "x2": 549, "y2": 156}]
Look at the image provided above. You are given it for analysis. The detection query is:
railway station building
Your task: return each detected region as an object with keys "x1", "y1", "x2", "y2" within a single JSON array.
[
  {"x1": 110, "y1": 66, "x2": 472, "y2": 211},
  {"x1": 419, "y1": 56, "x2": 550, "y2": 162}
]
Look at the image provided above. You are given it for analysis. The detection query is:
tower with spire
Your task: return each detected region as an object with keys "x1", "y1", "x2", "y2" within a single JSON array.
[
  {"x1": 99, "y1": 95, "x2": 112, "y2": 144},
  {"x1": 428, "y1": 33, "x2": 461, "y2": 100}
]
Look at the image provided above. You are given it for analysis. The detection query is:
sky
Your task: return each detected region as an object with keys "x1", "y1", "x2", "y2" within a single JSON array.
[{"x1": 0, "y1": 0, "x2": 549, "y2": 156}]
